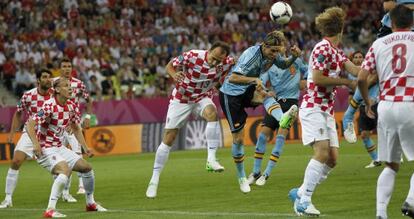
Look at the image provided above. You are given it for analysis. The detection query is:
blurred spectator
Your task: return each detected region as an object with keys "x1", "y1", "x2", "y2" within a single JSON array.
[
  {"x1": 89, "y1": 75, "x2": 102, "y2": 101},
  {"x1": 15, "y1": 67, "x2": 35, "y2": 97},
  {"x1": 0, "y1": 0, "x2": 383, "y2": 105}
]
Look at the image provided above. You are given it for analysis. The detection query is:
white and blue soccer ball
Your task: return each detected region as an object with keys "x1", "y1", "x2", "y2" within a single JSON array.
[{"x1": 269, "y1": 1, "x2": 293, "y2": 25}]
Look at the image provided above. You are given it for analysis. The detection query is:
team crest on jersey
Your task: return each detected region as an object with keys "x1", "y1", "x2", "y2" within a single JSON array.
[
  {"x1": 38, "y1": 109, "x2": 45, "y2": 117},
  {"x1": 317, "y1": 54, "x2": 325, "y2": 63},
  {"x1": 178, "y1": 55, "x2": 184, "y2": 62}
]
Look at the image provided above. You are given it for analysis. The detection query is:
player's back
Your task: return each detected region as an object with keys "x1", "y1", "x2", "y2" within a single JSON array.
[{"x1": 370, "y1": 31, "x2": 414, "y2": 102}]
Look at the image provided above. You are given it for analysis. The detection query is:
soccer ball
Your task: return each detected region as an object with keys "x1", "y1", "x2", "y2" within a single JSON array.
[{"x1": 269, "y1": 1, "x2": 293, "y2": 25}]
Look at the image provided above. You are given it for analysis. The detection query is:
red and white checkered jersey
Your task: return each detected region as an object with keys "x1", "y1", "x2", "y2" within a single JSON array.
[
  {"x1": 362, "y1": 31, "x2": 414, "y2": 102},
  {"x1": 171, "y1": 50, "x2": 234, "y2": 103},
  {"x1": 301, "y1": 39, "x2": 348, "y2": 115},
  {"x1": 33, "y1": 97, "x2": 80, "y2": 148},
  {"x1": 17, "y1": 87, "x2": 51, "y2": 117},
  {"x1": 53, "y1": 77, "x2": 89, "y2": 105}
]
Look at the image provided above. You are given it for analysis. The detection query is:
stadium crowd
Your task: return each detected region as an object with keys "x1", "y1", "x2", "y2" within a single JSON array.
[{"x1": 0, "y1": 0, "x2": 383, "y2": 102}]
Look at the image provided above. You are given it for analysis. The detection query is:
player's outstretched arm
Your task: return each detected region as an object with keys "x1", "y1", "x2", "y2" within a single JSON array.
[
  {"x1": 71, "y1": 122, "x2": 94, "y2": 158},
  {"x1": 312, "y1": 69, "x2": 353, "y2": 87},
  {"x1": 228, "y1": 73, "x2": 261, "y2": 85},
  {"x1": 7, "y1": 111, "x2": 23, "y2": 143},
  {"x1": 273, "y1": 45, "x2": 301, "y2": 69},
  {"x1": 343, "y1": 60, "x2": 361, "y2": 77},
  {"x1": 166, "y1": 60, "x2": 185, "y2": 82},
  {"x1": 358, "y1": 69, "x2": 371, "y2": 116},
  {"x1": 26, "y1": 118, "x2": 42, "y2": 158}
]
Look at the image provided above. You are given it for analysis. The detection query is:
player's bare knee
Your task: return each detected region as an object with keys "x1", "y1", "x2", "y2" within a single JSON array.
[
  {"x1": 326, "y1": 159, "x2": 337, "y2": 168},
  {"x1": 261, "y1": 127, "x2": 273, "y2": 140},
  {"x1": 202, "y1": 105, "x2": 218, "y2": 121},
  {"x1": 74, "y1": 159, "x2": 92, "y2": 173},
  {"x1": 360, "y1": 131, "x2": 369, "y2": 139},
  {"x1": 163, "y1": 129, "x2": 178, "y2": 145},
  {"x1": 233, "y1": 138, "x2": 243, "y2": 145},
  {"x1": 204, "y1": 112, "x2": 217, "y2": 122},
  {"x1": 53, "y1": 162, "x2": 71, "y2": 176},
  {"x1": 11, "y1": 158, "x2": 24, "y2": 170}
]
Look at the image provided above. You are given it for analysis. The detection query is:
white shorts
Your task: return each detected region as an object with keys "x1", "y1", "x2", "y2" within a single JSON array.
[
  {"x1": 37, "y1": 146, "x2": 82, "y2": 173},
  {"x1": 377, "y1": 101, "x2": 414, "y2": 162},
  {"x1": 299, "y1": 107, "x2": 339, "y2": 147},
  {"x1": 165, "y1": 97, "x2": 215, "y2": 129},
  {"x1": 63, "y1": 132, "x2": 82, "y2": 154},
  {"x1": 14, "y1": 132, "x2": 34, "y2": 158}
]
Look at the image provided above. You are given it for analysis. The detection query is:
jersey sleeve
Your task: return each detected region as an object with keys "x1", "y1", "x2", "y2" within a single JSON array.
[
  {"x1": 70, "y1": 102, "x2": 81, "y2": 124},
  {"x1": 311, "y1": 44, "x2": 330, "y2": 71},
  {"x1": 232, "y1": 52, "x2": 256, "y2": 76},
  {"x1": 171, "y1": 51, "x2": 192, "y2": 69},
  {"x1": 273, "y1": 54, "x2": 297, "y2": 69},
  {"x1": 32, "y1": 102, "x2": 52, "y2": 124},
  {"x1": 16, "y1": 93, "x2": 28, "y2": 113},
  {"x1": 79, "y1": 80, "x2": 90, "y2": 101},
  {"x1": 361, "y1": 46, "x2": 376, "y2": 73}
]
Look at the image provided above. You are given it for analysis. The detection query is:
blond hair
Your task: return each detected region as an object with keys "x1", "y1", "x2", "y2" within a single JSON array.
[
  {"x1": 315, "y1": 7, "x2": 346, "y2": 37},
  {"x1": 263, "y1": 30, "x2": 286, "y2": 46}
]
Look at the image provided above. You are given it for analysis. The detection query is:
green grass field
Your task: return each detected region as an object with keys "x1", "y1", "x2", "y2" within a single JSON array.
[{"x1": 0, "y1": 140, "x2": 412, "y2": 219}]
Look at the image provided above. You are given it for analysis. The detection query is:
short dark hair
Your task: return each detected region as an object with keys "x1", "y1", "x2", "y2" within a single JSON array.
[
  {"x1": 36, "y1": 68, "x2": 52, "y2": 80},
  {"x1": 390, "y1": 4, "x2": 413, "y2": 29},
  {"x1": 59, "y1": 57, "x2": 72, "y2": 67},
  {"x1": 210, "y1": 41, "x2": 231, "y2": 56}
]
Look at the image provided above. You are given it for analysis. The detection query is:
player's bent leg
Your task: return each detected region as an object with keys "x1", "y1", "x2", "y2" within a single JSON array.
[
  {"x1": 258, "y1": 128, "x2": 289, "y2": 186},
  {"x1": 43, "y1": 162, "x2": 70, "y2": 218},
  {"x1": 361, "y1": 131, "x2": 381, "y2": 168},
  {"x1": 72, "y1": 159, "x2": 107, "y2": 212},
  {"x1": 318, "y1": 147, "x2": 337, "y2": 184},
  {"x1": 263, "y1": 97, "x2": 283, "y2": 121},
  {"x1": 61, "y1": 174, "x2": 77, "y2": 203},
  {"x1": 146, "y1": 130, "x2": 176, "y2": 198},
  {"x1": 295, "y1": 140, "x2": 330, "y2": 217},
  {"x1": 377, "y1": 163, "x2": 399, "y2": 219},
  {"x1": 0, "y1": 151, "x2": 28, "y2": 208},
  {"x1": 279, "y1": 105, "x2": 298, "y2": 129},
  {"x1": 248, "y1": 127, "x2": 272, "y2": 185},
  {"x1": 202, "y1": 105, "x2": 224, "y2": 172}
]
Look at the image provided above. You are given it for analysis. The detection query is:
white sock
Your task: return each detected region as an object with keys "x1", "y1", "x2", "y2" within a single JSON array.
[
  {"x1": 299, "y1": 159, "x2": 324, "y2": 203},
  {"x1": 81, "y1": 170, "x2": 95, "y2": 205},
  {"x1": 5, "y1": 168, "x2": 19, "y2": 202},
  {"x1": 78, "y1": 172, "x2": 84, "y2": 189},
  {"x1": 405, "y1": 172, "x2": 414, "y2": 206},
  {"x1": 47, "y1": 174, "x2": 68, "y2": 210},
  {"x1": 376, "y1": 167, "x2": 396, "y2": 218},
  {"x1": 318, "y1": 164, "x2": 333, "y2": 184},
  {"x1": 150, "y1": 142, "x2": 171, "y2": 184},
  {"x1": 206, "y1": 121, "x2": 220, "y2": 162},
  {"x1": 62, "y1": 175, "x2": 72, "y2": 195}
]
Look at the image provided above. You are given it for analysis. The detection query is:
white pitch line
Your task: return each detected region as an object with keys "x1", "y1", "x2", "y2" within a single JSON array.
[{"x1": 0, "y1": 208, "x2": 327, "y2": 217}]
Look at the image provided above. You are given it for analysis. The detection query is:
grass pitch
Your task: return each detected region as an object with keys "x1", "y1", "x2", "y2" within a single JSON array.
[{"x1": 0, "y1": 140, "x2": 412, "y2": 218}]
